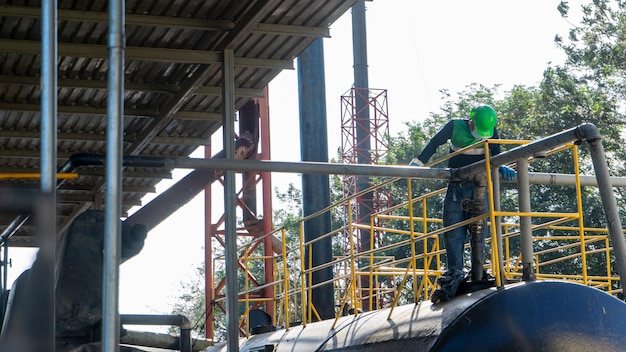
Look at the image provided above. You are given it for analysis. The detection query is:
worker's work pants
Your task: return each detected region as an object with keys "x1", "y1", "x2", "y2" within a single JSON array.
[{"x1": 442, "y1": 181, "x2": 488, "y2": 272}]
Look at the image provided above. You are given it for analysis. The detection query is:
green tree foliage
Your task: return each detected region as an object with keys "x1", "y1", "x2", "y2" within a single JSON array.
[
  {"x1": 273, "y1": 183, "x2": 303, "y2": 244},
  {"x1": 167, "y1": 265, "x2": 212, "y2": 339},
  {"x1": 554, "y1": 0, "x2": 626, "y2": 215}
]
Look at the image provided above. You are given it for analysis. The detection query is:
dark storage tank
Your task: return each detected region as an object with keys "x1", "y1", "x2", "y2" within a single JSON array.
[{"x1": 203, "y1": 280, "x2": 626, "y2": 352}]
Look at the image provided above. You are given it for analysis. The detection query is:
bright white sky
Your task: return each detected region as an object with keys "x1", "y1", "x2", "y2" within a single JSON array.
[{"x1": 7, "y1": 0, "x2": 584, "y2": 332}]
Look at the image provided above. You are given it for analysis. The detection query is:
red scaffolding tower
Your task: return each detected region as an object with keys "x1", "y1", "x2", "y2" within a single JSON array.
[{"x1": 340, "y1": 87, "x2": 391, "y2": 253}]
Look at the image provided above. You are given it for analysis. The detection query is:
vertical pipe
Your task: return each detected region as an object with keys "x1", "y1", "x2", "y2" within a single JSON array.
[
  {"x1": 180, "y1": 328, "x2": 192, "y2": 352},
  {"x1": 491, "y1": 167, "x2": 506, "y2": 287},
  {"x1": 352, "y1": 0, "x2": 372, "y2": 309},
  {"x1": 204, "y1": 146, "x2": 214, "y2": 339},
  {"x1": 297, "y1": 38, "x2": 334, "y2": 320},
  {"x1": 40, "y1": 0, "x2": 57, "y2": 350},
  {"x1": 222, "y1": 48, "x2": 240, "y2": 352},
  {"x1": 102, "y1": 0, "x2": 125, "y2": 350},
  {"x1": 517, "y1": 158, "x2": 535, "y2": 281}
]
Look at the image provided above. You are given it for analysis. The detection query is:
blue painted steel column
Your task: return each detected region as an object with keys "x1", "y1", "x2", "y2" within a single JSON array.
[
  {"x1": 40, "y1": 0, "x2": 57, "y2": 349},
  {"x1": 297, "y1": 37, "x2": 334, "y2": 320}
]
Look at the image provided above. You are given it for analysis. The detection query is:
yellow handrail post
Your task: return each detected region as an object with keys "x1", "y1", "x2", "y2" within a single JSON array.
[
  {"x1": 347, "y1": 201, "x2": 358, "y2": 314},
  {"x1": 483, "y1": 141, "x2": 502, "y2": 287},
  {"x1": 244, "y1": 246, "x2": 250, "y2": 337},
  {"x1": 298, "y1": 221, "x2": 307, "y2": 327},
  {"x1": 307, "y1": 242, "x2": 312, "y2": 323},
  {"x1": 368, "y1": 214, "x2": 375, "y2": 311},
  {"x1": 281, "y1": 228, "x2": 290, "y2": 330},
  {"x1": 407, "y1": 177, "x2": 418, "y2": 302}
]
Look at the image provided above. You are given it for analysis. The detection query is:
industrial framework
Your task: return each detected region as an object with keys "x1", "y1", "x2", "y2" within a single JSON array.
[
  {"x1": 3, "y1": 120, "x2": 626, "y2": 351},
  {"x1": 3, "y1": 1, "x2": 626, "y2": 351}
]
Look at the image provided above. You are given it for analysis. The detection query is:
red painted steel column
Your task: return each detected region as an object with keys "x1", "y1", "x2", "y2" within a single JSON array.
[{"x1": 257, "y1": 86, "x2": 275, "y2": 319}]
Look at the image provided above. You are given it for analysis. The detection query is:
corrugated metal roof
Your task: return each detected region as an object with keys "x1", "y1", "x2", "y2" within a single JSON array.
[{"x1": 0, "y1": 0, "x2": 358, "y2": 246}]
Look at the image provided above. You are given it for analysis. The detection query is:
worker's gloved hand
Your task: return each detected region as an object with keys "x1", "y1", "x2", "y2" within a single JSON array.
[
  {"x1": 409, "y1": 158, "x2": 424, "y2": 167},
  {"x1": 499, "y1": 165, "x2": 516, "y2": 180}
]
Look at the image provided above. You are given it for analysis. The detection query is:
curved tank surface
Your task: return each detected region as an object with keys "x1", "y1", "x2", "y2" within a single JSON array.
[{"x1": 203, "y1": 280, "x2": 626, "y2": 352}]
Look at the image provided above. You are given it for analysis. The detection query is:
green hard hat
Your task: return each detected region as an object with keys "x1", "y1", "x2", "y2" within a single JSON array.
[{"x1": 469, "y1": 104, "x2": 497, "y2": 138}]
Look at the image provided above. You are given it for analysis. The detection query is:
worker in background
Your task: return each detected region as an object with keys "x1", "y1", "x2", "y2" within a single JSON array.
[{"x1": 410, "y1": 104, "x2": 516, "y2": 301}]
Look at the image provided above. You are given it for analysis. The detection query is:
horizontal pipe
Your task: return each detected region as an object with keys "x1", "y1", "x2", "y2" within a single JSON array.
[
  {"x1": 120, "y1": 330, "x2": 213, "y2": 352},
  {"x1": 520, "y1": 173, "x2": 626, "y2": 187},
  {"x1": 126, "y1": 156, "x2": 626, "y2": 188},
  {"x1": 159, "y1": 158, "x2": 453, "y2": 179},
  {"x1": 120, "y1": 314, "x2": 194, "y2": 352},
  {"x1": 58, "y1": 153, "x2": 626, "y2": 187},
  {"x1": 120, "y1": 314, "x2": 191, "y2": 328}
]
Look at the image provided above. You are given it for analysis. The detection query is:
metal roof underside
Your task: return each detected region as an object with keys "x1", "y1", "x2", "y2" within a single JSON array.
[{"x1": 0, "y1": 0, "x2": 358, "y2": 247}]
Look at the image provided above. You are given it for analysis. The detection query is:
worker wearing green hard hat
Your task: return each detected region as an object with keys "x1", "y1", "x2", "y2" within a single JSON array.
[
  {"x1": 409, "y1": 104, "x2": 516, "y2": 303},
  {"x1": 410, "y1": 104, "x2": 509, "y2": 169},
  {"x1": 469, "y1": 104, "x2": 498, "y2": 139}
]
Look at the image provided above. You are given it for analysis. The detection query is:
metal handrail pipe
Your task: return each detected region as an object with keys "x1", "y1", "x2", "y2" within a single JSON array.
[
  {"x1": 524, "y1": 173, "x2": 626, "y2": 187},
  {"x1": 159, "y1": 157, "x2": 453, "y2": 179},
  {"x1": 455, "y1": 124, "x2": 596, "y2": 179}
]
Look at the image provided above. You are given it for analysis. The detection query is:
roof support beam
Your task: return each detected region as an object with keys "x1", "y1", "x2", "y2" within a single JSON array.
[
  {"x1": 0, "y1": 5, "x2": 330, "y2": 37},
  {"x1": 0, "y1": 39, "x2": 294, "y2": 69},
  {"x1": 0, "y1": 75, "x2": 264, "y2": 97},
  {"x1": 0, "y1": 130, "x2": 210, "y2": 146},
  {"x1": 0, "y1": 103, "x2": 222, "y2": 121}
]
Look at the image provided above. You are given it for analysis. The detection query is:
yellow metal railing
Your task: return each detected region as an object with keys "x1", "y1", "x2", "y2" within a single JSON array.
[
  {"x1": 0, "y1": 173, "x2": 78, "y2": 180},
  {"x1": 210, "y1": 138, "x2": 625, "y2": 337}
]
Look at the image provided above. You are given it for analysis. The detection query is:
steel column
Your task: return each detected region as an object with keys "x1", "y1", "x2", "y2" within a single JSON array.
[
  {"x1": 102, "y1": 0, "x2": 125, "y2": 349},
  {"x1": 204, "y1": 145, "x2": 214, "y2": 339},
  {"x1": 40, "y1": 0, "x2": 57, "y2": 349},
  {"x1": 298, "y1": 37, "x2": 334, "y2": 320},
  {"x1": 222, "y1": 48, "x2": 239, "y2": 352}
]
